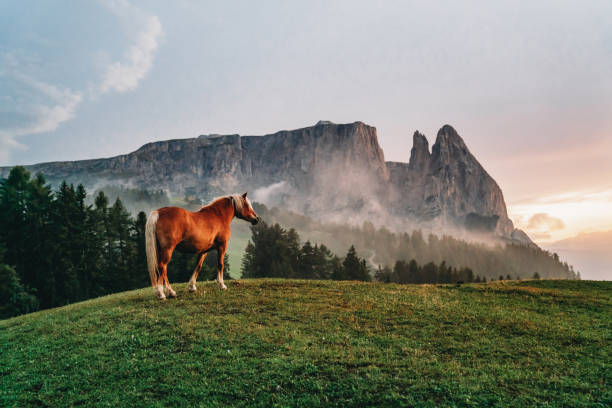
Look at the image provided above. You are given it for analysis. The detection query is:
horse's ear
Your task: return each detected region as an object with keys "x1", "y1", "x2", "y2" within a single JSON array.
[{"x1": 242, "y1": 192, "x2": 248, "y2": 198}]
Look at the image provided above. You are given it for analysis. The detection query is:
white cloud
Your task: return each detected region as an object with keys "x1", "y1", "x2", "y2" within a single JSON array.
[
  {"x1": 526, "y1": 213, "x2": 565, "y2": 231},
  {"x1": 100, "y1": 15, "x2": 162, "y2": 94},
  {"x1": 513, "y1": 212, "x2": 565, "y2": 243},
  {"x1": 0, "y1": 1, "x2": 162, "y2": 163},
  {"x1": 0, "y1": 71, "x2": 82, "y2": 162}
]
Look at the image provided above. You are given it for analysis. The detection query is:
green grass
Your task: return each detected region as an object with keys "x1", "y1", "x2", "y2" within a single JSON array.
[{"x1": 1, "y1": 280, "x2": 610, "y2": 407}]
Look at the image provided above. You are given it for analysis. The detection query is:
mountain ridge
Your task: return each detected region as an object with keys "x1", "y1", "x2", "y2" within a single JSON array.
[{"x1": 0, "y1": 120, "x2": 532, "y2": 244}]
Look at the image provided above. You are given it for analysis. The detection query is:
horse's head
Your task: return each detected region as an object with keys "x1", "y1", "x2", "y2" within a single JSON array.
[{"x1": 233, "y1": 192, "x2": 260, "y2": 225}]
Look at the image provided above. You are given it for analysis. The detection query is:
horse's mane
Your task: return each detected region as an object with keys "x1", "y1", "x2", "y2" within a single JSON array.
[{"x1": 200, "y1": 194, "x2": 246, "y2": 212}]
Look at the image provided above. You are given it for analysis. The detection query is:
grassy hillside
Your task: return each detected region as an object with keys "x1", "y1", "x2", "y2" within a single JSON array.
[{"x1": 1, "y1": 280, "x2": 610, "y2": 407}]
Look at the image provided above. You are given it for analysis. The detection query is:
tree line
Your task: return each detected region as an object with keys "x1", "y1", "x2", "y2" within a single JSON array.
[
  {"x1": 241, "y1": 222, "x2": 370, "y2": 281},
  {"x1": 252, "y1": 203, "x2": 579, "y2": 281},
  {"x1": 241, "y1": 221, "x2": 488, "y2": 284}
]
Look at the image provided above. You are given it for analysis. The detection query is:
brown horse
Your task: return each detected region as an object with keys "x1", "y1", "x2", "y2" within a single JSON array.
[{"x1": 145, "y1": 192, "x2": 260, "y2": 299}]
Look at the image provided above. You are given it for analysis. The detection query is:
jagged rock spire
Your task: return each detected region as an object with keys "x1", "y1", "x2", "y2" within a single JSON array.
[
  {"x1": 408, "y1": 131, "x2": 430, "y2": 171},
  {"x1": 431, "y1": 124, "x2": 470, "y2": 165}
]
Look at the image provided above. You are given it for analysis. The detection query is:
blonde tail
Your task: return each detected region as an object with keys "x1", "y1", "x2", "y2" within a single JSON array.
[{"x1": 145, "y1": 211, "x2": 160, "y2": 287}]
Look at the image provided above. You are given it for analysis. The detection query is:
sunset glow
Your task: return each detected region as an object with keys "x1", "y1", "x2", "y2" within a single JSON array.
[{"x1": 509, "y1": 188, "x2": 612, "y2": 243}]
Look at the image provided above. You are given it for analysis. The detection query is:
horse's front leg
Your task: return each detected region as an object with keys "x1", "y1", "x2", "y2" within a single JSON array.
[
  {"x1": 217, "y1": 244, "x2": 228, "y2": 290},
  {"x1": 189, "y1": 252, "x2": 207, "y2": 292}
]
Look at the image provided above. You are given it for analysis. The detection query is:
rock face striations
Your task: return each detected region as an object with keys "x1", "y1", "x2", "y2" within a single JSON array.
[
  {"x1": 0, "y1": 121, "x2": 531, "y2": 243},
  {"x1": 388, "y1": 125, "x2": 515, "y2": 237}
]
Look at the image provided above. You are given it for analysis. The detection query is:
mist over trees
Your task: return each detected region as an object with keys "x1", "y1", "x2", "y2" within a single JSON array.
[
  {"x1": 91, "y1": 185, "x2": 170, "y2": 215},
  {"x1": 241, "y1": 221, "x2": 483, "y2": 284},
  {"x1": 253, "y1": 203, "x2": 579, "y2": 281}
]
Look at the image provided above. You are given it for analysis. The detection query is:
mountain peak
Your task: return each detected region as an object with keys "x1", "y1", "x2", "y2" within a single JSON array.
[
  {"x1": 408, "y1": 131, "x2": 430, "y2": 170},
  {"x1": 439, "y1": 124, "x2": 458, "y2": 135},
  {"x1": 434, "y1": 124, "x2": 467, "y2": 149},
  {"x1": 413, "y1": 130, "x2": 428, "y2": 146}
]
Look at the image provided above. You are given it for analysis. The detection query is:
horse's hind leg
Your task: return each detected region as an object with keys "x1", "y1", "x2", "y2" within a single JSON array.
[
  {"x1": 158, "y1": 248, "x2": 176, "y2": 299},
  {"x1": 217, "y1": 244, "x2": 228, "y2": 290},
  {"x1": 163, "y1": 273, "x2": 176, "y2": 298},
  {"x1": 155, "y1": 270, "x2": 166, "y2": 300},
  {"x1": 189, "y1": 252, "x2": 207, "y2": 292}
]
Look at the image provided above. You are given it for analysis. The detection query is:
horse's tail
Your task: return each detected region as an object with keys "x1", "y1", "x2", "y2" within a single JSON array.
[{"x1": 145, "y1": 211, "x2": 160, "y2": 287}]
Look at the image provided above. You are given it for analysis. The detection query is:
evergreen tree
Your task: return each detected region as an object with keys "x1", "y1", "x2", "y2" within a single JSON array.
[
  {"x1": 296, "y1": 241, "x2": 316, "y2": 278},
  {"x1": 132, "y1": 212, "x2": 149, "y2": 289},
  {"x1": 94, "y1": 191, "x2": 113, "y2": 291},
  {"x1": 464, "y1": 268, "x2": 475, "y2": 283},
  {"x1": 0, "y1": 167, "x2": 34, "y2": 288},
  {"x1": 329, "y1": 256, "x2": 344, "y2": 281},
  {"x1": 0, "y1": 264, "x2": 38, "y2": 319},
  {"x1": 422, "y1": 262, "x2": 438, "y2": 283},
  {"x1": 340, "y1": 246, "x2": 371, "y2": 281},
  {"x1": 392, "y1": 260, "x2": 409, "y2": 283},
  {"x1": 108, "y1": 198, "x2": 133, "y2": 293},
  {"x1": 374, "y1": 265, "x2": 393, "y2": 283},
  {"x1": 242, "y1": 222, "x2": 300, "y2": 278},
  {"x1": 0, "y1": 168, "x2": 56, "y2": 307},
  {"x1": 242, "y1": 242, "x2": 256, "y2": 277},
  {"x1": 437, "y1": 261, "x2": 450, "y2": 283},
  {"x1": 297, "y1": 242, "x2": 335, "y2": 279},
  {"x1": 407, "y1": 260, "x2": 420, "y2": 283},
  {"x1": 312, "y1": 244, "x2": 335, "y2": 280},
  {"x1": 51, "y1": 181, "x2": 81, "y2": 304}
]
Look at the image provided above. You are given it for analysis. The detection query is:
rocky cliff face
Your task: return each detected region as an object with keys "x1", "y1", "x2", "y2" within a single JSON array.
[
  {"x1": 0, "y1": 121, "x2": 531, "y2": 243},
  {"x1": 388, "y1": 125, "x2": 515, "y2": 237}
]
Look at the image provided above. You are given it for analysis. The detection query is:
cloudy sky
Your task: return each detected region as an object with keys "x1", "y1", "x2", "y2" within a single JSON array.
[{"x1": 1, "y1": 1, "x2": 611, "y2": 253}]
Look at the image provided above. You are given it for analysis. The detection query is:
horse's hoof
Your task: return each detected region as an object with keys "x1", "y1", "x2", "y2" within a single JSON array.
[
  {"x1": 167, "y1": 291, "x2": 177, "y2": 298},
  {"x1": 189, "y1": 286, "x2": 197, "y2": 293},
  {"x1": 219, "y1": 284, "x2": 227, "y2": 291}
]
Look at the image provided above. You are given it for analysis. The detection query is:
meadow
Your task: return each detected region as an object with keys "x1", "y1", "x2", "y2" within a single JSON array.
[{"x1": 1, "y1": 279, "x2": 610, "y2": 407}]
